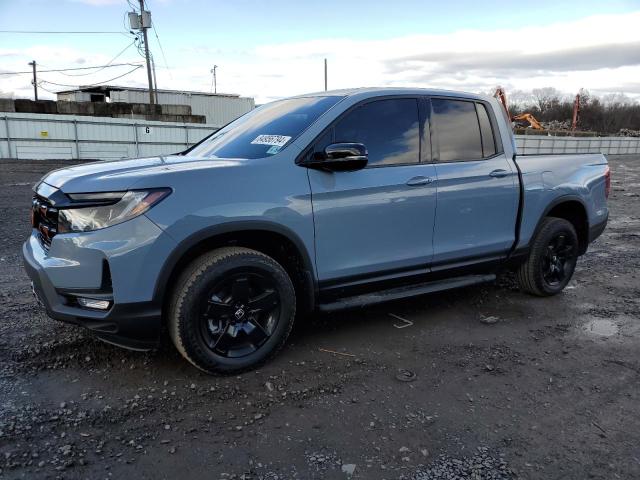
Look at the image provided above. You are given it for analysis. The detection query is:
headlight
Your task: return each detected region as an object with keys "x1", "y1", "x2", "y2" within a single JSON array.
[{"x1": 58, "y1": 188, "x2": 171, "y2": 233}]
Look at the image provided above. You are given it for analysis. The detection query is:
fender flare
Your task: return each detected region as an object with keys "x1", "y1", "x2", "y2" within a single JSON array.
[
  {"x1": 525, "y1": 194, "x2": 590, "y2": 253},
  {"x1": 152, "y1": 220, "x2": 317, "y2": 305}
]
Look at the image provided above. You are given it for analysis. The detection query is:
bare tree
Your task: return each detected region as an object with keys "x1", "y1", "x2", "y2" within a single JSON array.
[{"x1": 532, "y1": 87, "x2": 562, "y2": 114}]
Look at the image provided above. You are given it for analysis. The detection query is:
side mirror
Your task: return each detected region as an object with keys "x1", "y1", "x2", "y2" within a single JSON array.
[{"x1": 301, "y1": 143, "x2": 368, "y2": 172}]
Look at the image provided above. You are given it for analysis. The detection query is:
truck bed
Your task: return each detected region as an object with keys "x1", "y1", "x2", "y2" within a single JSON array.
[{"x1": 513, "y1": 153, "x2": 609, "y2": 252}]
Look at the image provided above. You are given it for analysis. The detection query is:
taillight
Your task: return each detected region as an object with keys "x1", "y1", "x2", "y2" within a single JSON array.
[{"x1": 604, "y1": 166, "x2": 611, "y2": 199}]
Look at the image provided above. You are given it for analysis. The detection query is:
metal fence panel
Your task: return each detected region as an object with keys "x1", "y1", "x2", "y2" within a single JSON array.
[
  {"x1": 515, "y1": 134, "x2": 640, "y2": 155},
  {"x1": 2, "y1": 113, "x2": 640, "y2": 160},
  {"x1": 0, "y1": 112, "x2": 219, "y2": 160}
]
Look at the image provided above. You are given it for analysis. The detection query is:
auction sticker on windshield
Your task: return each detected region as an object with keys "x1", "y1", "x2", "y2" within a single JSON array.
[{"x1": 251, "y1": 135, "x2": 291, "y2": 147}]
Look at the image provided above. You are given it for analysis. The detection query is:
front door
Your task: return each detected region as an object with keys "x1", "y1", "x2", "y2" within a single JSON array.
[{"x1": 307, "y1": 97, "x2": 438, "y2": 287}]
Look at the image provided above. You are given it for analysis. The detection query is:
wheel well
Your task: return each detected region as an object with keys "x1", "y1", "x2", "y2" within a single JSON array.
[
  {"x1": 547, "y1": 201, "x2": 588, "y2": 254},
  {"x1": 161, "y1": 230, "x2": 315, "y2": 318}
]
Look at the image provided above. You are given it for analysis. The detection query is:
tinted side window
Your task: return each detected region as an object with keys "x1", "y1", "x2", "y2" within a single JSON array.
[
  {"x1": 476, "y1": 103, "x2": 497, "y2": 157},
  {"x1": 432, "y1": 99, "x2": 482, "y2": 162},
  {"x1": 334, "y1": 98, "x2": 420, "y2": 166}
]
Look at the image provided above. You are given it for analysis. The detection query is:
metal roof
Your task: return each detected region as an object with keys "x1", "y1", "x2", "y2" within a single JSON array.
[{"x1": 56, "y1": 85, "x2": 245, "y2": 98}]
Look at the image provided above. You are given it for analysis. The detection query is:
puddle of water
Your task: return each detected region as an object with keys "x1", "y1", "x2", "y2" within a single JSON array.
[{"x1": 584, "y1": 318, "x2": 619, "y2": 337}]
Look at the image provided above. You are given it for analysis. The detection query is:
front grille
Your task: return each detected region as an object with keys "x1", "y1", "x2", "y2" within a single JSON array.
[{"x1": 32, "y1": 196, "x2": 58, "y2": 249}]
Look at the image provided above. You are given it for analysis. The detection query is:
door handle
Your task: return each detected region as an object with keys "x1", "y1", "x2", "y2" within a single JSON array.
[
  {"x1": 406, "y1": 176, "x2": 434, "y2": 186},
  {"x1": 489, "y1": 169, "x2": 509, "y2": 178}
]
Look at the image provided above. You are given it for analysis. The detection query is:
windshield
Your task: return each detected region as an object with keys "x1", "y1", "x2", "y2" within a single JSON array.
[{"x1": 188, "y1": 96, "x2": 343, "y2": 159}]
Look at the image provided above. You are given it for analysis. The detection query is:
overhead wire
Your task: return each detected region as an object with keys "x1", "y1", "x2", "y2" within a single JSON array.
[
  {"x1": 0, "y1": 62, "x2": 143, "y2": 76},
  {"x1": 4, "y1": 2, "x2": 161, "y2": 95},
  {"x1": 35, "y1": 82, "x2": 59, "y2": 95},
  {"x1": 51, "y1": 42, "x2": 138, "y2": 77},
  {"x1": 0, "y1": 30, "x2": 127, "y2": 36},
  {"x1": 144, "y1": 0, "x2": 173, "y2": 79},
  {"x1": 38, "y1": 65, "x2": 143, "y2": 89}
]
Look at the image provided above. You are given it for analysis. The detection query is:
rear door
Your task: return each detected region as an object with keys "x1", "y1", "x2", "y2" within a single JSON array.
[
  {"x1": 430, "y1": 97, "x2": 519, "y2": 267},
  {"x1": 306, "y1": 97, "x2": 438, "y2": 286}
]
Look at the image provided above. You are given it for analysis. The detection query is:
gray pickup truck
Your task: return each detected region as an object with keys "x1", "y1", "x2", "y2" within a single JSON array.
[{"x1": 24, "y1": 87, "x2": 610, "y2": 373}]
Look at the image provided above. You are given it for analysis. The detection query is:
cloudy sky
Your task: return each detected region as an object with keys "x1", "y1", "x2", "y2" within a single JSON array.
[{"x1": 1, "y1": 0, "x2": 639, "y2": 103}]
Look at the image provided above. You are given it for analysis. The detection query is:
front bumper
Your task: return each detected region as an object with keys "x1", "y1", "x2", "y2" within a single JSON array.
[{"x1": 22, "y1": 215, "x2": 174, "y2": 350}]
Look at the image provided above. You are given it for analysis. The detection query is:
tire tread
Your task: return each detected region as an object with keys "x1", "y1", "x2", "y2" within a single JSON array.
[
  {"x1": 517, "y1": 217, "x2": 577, "y2": 297},
  {"x1": 168, "y1": 247, "x2": 296, "y2": 374}
]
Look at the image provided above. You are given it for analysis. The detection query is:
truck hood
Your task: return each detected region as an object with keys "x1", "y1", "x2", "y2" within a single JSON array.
[{"x1": 41, "y1": 155, "x2": 243, "y2": 193}]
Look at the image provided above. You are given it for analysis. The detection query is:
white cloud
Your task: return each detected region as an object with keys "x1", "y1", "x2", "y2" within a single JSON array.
[
  {"x1": 234, "y1": 11, "x2": 640, "y2": 102},
  {"x1": 70, "y1": 0, "x2": 124, "y2": 6},
  {"x1": 2, "y1": 11, "x2": 639, "y2": 104}
]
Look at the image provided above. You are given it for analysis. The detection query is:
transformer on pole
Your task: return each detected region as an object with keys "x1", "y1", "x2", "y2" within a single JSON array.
[{"x1": 129, "y1": 1, "x2": 155, "y2": 104}]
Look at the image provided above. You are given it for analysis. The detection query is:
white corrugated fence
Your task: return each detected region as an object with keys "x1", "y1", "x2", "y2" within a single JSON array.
[
  {"x1": 1, "y1": 112, "x2": 640, "y2": 160},
  {"x1": 0, "y1": 112, "x2": 218, "y2": 160},
  {"x1": 515, "y1": 134, "x2": 640, "y2": 155}
]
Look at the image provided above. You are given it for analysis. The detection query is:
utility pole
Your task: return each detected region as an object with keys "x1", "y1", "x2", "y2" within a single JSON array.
[
  {"x1": 324, "y1": 58, "x2": 327, "y2": 91},
  {"x1": 210, "y1": 65, "x2": 218, "y2": 94},
  {"x1": 151, "y1": 55, "x2": 159, "y2": 102},
  {"x1": 28, "y1": 60, "x2": 38, "y2": 101},
  {"x1": 138, "y1": 0, "x2": 155, "y2": 104}
]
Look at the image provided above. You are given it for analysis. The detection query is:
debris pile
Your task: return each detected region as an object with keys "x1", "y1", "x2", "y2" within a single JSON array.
[
  {"x1": 541, "y1": 120, "x2": 571, "y2": 131},
  {"x1": 617, "y1": 128, "x2": 640, "y2": 137}
]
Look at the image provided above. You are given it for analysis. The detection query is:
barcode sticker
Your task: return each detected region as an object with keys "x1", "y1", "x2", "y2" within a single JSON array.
[{"x1": 251, "y1": 135, "x2": 291, "y2": 147}]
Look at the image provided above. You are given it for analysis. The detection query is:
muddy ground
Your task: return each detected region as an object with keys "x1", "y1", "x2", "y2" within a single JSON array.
[{"x1": 0, "y1": 156, "x2": 639, "y2": 480}]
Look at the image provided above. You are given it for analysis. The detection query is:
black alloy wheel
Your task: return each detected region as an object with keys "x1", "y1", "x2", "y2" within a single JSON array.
[
  {"x1": 541, "y1": 233, "x2": 576, "y2": 287},
  {"x1": 516, "y1": 217, "x2": 579, "y2": 296},
  {"x1": 169, "y1": 247, "x2": 296, "y2": 374},
  {"x1": 200, "y1": 270, "x2": 280, "y2": 358}
]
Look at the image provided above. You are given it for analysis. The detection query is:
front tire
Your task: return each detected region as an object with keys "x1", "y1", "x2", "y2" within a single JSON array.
[
  {"x1": 517, "y1": 217, "x2": 579, "y2": 297},
  {"x1": 169, "y1": 247, "x2": 296, "y2": 373}
]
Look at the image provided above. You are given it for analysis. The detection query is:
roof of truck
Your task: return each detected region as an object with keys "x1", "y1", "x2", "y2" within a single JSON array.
[{"x1": 295, "y1": 86, "x2": 492, "y2": 102}]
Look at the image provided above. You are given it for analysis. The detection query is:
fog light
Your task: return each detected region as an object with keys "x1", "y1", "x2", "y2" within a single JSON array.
[{"x1": 77, "y1": 297, "x2": 111, "y2": 310}]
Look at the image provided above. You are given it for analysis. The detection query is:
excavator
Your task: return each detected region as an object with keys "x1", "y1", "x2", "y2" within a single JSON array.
[
  {"x1": 571, "y1": 93, "x2": 580, "y2": 131},
  {"x1": 513, "y1": 113, "x2": 544, "y2": 130},
  {"x1": 493, "y1": 87, "x2": 581, "y2": 131},
  {"x1": 494, "y1": 87, "x2": 544, "y2": 130}
]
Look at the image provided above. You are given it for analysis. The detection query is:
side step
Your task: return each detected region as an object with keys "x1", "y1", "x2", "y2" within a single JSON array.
[{"x1": 318, "y1": 274, "x2": 496, "y2": 312}]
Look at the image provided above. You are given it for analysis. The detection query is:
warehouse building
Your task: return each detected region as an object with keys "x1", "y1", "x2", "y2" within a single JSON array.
[{"x1": 56, "y1": 86, "x2": 255, "y2": 125}]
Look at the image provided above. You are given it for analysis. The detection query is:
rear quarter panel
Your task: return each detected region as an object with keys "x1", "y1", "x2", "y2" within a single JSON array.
[{"x1": 515, "y1": 153, "x2": 609, "y2": 250}]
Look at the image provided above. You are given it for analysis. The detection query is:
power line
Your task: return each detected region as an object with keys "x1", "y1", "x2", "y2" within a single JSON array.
[
  {"x1": 36, "y1": 82, "x2": 60, "y2": 95},
  {"x1": 151, "y1": 22, "x2": 172, "y2": 79},
  {"x1": 38, "y1": 65, "x2": 143, "y2": 89},
  {"x1": 145, "y1": 0, "x2": 172, "y2": 79},
  {"x1": 0, "y1": 62, "x2": 143, "y2": 76},
  {"x1": 53, "y1": 42, "x2": 137, "y2": 77},
  {"x1": 0, "y1": 30, "x2": 127, "y2": 35}
]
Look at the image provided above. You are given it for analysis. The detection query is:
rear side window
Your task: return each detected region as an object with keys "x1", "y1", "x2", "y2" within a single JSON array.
[
  {"x1": 432, "y1": 99, "x2": 482, "y2": 162},
  {"x1": 334, "y1": 98, "x2": 420, "y2": 166},
  {"x1": 476, "y1": 103, "x2": 497, "y2": 157}
]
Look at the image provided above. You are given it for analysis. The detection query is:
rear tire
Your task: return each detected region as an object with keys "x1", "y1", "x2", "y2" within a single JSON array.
[
  {"x1": 169, "y1": 247, "x2": 296, "y2": 374},
  {"x1": 516, "y1": 217, "x2": 578, "y2": 297}
]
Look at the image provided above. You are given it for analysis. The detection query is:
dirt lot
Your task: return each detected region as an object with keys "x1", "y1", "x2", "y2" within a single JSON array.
[{"x1": 0, "y1": 156, "x2": 639, "y2": 480}]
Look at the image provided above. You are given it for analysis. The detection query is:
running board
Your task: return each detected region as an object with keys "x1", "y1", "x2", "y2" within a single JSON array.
[{"x1": 318, "y1": 274, "x2": 496, "y2": 312}]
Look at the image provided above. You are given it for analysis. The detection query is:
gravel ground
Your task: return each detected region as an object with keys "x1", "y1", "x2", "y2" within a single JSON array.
[{"x1": 0, "y1": 156, "x2": 639, "y2": 480}]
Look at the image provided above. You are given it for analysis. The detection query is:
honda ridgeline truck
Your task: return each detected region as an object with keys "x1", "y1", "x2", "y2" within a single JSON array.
[{"x1": 24, "y1": 88, "x2": 610, "y2": 373}]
